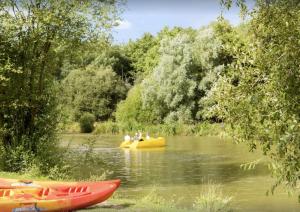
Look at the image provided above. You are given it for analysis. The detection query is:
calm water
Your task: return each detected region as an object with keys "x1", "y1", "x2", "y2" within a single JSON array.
[{"x1": 61, "y1": 134, "x2": 300, "y2": 211}]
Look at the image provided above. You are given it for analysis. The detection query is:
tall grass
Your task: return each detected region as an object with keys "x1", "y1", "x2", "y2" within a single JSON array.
[
  {"x1": 193, "y1": 183, "x2": 233, "y2": 212},
  {"x1": 137, "y1": 188, "x2": 179, "y2": 211},
  {"x1": 64, "y1": 121, "x2": 228, "y2": 137},
  {"x1": 82, "y1": 185, "x2": 234, "y2": 212},
  {"x1": 94, "y1": 121, "x2": 119, "y2": 134},
  {"x1": 90, "y1": 187, "x2": 188, "y2": 212},
  {"x1": 0, "y1": 137, "x2": 113, "y2": 182},
  {"x1": 62, "y1": 122, "x2": 80, "y2": 133}
]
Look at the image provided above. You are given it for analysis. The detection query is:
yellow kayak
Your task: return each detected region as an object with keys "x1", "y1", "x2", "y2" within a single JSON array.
[
  {"x1": 120, "y1": 137, "x2": 166, "y2": 149},
  {"x1": 119, "y1": 140, "x2": 131, "y2": 148}
]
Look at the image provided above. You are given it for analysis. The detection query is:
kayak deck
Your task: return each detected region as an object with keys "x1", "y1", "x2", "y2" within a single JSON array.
[{"x1": 0, "y1": 179, "x2": 121, "y2": 212}]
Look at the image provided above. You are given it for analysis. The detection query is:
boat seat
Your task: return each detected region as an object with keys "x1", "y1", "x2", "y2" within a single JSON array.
[
  {"x1": 65, "y1": 186, "x2": 88, "y2": 194},
  {"x1": 0, "y1": 189, "x2": 12, "y2": 197}
]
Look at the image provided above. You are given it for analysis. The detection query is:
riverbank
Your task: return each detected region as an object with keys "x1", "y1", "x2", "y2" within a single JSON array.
[
  {"x1": 1, "y1": 135, "x2": 299, "y2": 212},
  {"x1": 63, "y1": 121, "x2": 230, "y2": 137},
  {"x1": 0, "y1": 171, "x2": 49, "y2": 181},
  {"x1": 81, "y1": 185, "x2": 233, "y2": 212},
  {"x1": 0, "y1": 172, "x2": 233, "y2": 212}
]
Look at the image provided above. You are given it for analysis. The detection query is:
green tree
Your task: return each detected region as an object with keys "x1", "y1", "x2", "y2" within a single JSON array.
[
  {"x1": 59, "y1": 38, "x2": 113, "y2": 79},
  {"x1": 0, "y1": 0, "x2": 121, "y2": 172},
  {"x1": 124, "y1": 33, "x2": 159, "y2": 81},
  {"x1": 218, "y1": 0, "x2": 300, "y2": 194},
  {"x1": 79, "y1": 113, "x2": 96, "y2": 133},
  {"x1": 63, "y1": 65, "x2": 128, "y2": 121},
  {"x1": 123, "y1": 27, "x2": 196, "y2": 82},
  {"x1": 194, "y1": 19, "x2": 246, "y2": 120},
  {"x1": 92, "y1": 45, "x2": 133, "y2": 83},
  {"x1": 142, "y1": 33, "x2": 199, "y2": 124},
  {"x1": 115, "y1": 84, "x2": 158, "y2": 129},
  {"x1": 115, "y1": 27, "x2": 198, "y2": 126}
]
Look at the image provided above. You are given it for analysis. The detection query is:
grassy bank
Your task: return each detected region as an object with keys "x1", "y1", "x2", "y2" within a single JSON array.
[
  {"x1": 0, "y1": 137, "x2": 112, "y2": 182},
  {"x1": 0, "y1": 171, "x2": 49, "y2": 181},
  {"x1": 0, "y1": 166, "x2": 233, "y2": 212},
  {"x1": 63, "y1": 121, "x2": 229, "y2": 137},
  {"x1": 81, "y1": 185, "x2": 233, "y2": 212}
]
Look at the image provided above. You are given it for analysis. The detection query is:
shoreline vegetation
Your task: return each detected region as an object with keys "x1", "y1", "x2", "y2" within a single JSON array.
[
  {"x1": 93, "y1": 184, "x2": 233, "y2": 212},
  {"x1": 0, "y1": 171, "x2": 233, "y2": 212},
  {"x1": 0, "y1": 124, "x2": 234, "y2": 212},
  {"x1": 63, "y1": 122, "x2": 229, "y2": 138},
  {"x1": 0, "y1": 0, "x2": 299, "y2": 210}
]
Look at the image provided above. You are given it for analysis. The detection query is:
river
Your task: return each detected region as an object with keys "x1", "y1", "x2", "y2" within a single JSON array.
[{"x1": 61, "y1": 134, "x2": 299, "y2": 211}]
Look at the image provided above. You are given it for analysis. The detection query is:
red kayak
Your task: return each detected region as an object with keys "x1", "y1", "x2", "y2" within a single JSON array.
[{"x1": 0, "y1": 178, "x2": 121, "y2": 211}]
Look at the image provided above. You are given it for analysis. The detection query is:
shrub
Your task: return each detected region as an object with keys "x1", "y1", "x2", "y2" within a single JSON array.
[
  {"x1": 141, "y1": 33, "x2": 199, "y2": 124},
  {"x1": 115, "y1": 84, "x2": 158, "y2": 127},
  {"x1": 194, "y1": 183, "x2": 233, "y2": 212},
  {"x1": 54, "y1": 138, "x2": 110, "y2": 181},
  {"x1": 79, "y1": 113, "x2": 96, "y2": 133},
  {"x1": 62, "y1": 66, "x2": 128, "y2": 121},
  {"x1": 94, "y1": 121, "x2": 120, "y2": 134},
  {"x1": 1, "y1": 145, "x2": 35, "y2": 172},
  {"x1": 92, "y1": 121, "x2": 226, "y2": 136},
  {"x1": 138, "y1": 188, "x2": 177, "y2": 211},
  {"x1": 62, "y1": 122, "x2": 81, "y2": 134}
]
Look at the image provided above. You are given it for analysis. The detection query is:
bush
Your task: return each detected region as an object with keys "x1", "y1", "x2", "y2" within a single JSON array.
[
  {"x1": 92, "y1": 121, "x2": 226, "y2": 136},
  {"x1": 138, "y1": 188, "x2": 178, "y2": 211},
  {"x1": 194, "y1": 183, "x2": 233, "y2": 212},
  {"x1": 51, "y1": 138, "x2": 110, "y2": 181},
  {"x1": 62, "y1": 122, "x2": 80, "y2": 134},
  {"x1": 115, "y1": 84, "x2": 158, "y2": 127},
  {"x1": 0, "y1": 137, "x2": 112, "y2": 181},
  {"x1": 1, "y1": 145, "x2": 34, "y2": 172},
  {"x1": 79, "y1": 113, "x2": 96, "y2": 133},
  {"x1": 141, "y1": 33, "x2": 199, "y2": 124},
  {"x1": 94, "y1": 121, "x2": 119, "y2": 134},
  {"x1": 62, "y1": 65, "x2": 128, "y2": 121}
]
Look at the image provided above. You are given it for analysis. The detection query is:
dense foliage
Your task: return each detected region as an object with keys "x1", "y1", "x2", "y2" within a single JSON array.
[
  {"x1": 0, "y1": 0, "x2": 298, "y2": 198},
  {"x1": 142, "y1": 33, "x2": 198, "y2": 124},
  {"x1": 196, "y1": 20, "x2": 246, "y2": 120},
  {"x1": 62, "y1": 65, "x2": 128, "y2": 121},
  {"x1": 115, "y1": 1, "x2": 300, "y2": 196},
  {"x1": 79, "y1": 113, "x2": 96, "y2": 133},
  {"x1": 116, "y1": 84, "x2": 157, "y2": 129},
  {"x1": 215, "y1": 0, "x2": 300, "y2": 194},
  {"x1": 0, "y1": 0, "x2": 120, "y2": 172},
  {"x1": 124, "y1": 33, "x2": 159, "y2": 81},
  {"x1": 116, "y1": 21, "x2": 239, "y2": 126}
]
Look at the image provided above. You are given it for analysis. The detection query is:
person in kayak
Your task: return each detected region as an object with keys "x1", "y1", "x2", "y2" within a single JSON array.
[
  {"x1": 138, "y1": 131, "x2": 143, "y2": 141},
  {"x1": 146, "y1": 132, "x2": 150, "y2": 140},
  {"x1": 133, "y1": 132, "x2": 139, "y2": 141},
  {"x1": 124, "y1": 134, "x2": 131, "y2": 142}
]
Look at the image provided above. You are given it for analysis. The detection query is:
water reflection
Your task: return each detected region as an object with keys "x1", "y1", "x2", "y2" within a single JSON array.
[
  {"x1": 61, "y1": 135, "x2": 300, "y2": 211},
  {"x1": 61, "y1": 135, "x2": 270, "y2": 187},
  {"x1": 111, "y1": 146, "x2": 269, "y2": 188}
]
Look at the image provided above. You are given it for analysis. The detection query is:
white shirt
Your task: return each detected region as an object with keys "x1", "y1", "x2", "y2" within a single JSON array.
[{"x1": 124, "y1": 135, "x2": 131, "y2": 141}]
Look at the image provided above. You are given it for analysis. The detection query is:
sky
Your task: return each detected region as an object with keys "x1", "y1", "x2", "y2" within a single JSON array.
[{"x1": 112, "y1": 0, "x2": 255, "y2": 43}]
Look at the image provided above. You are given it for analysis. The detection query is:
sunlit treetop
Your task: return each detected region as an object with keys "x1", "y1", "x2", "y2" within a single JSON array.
[{"x1": 0, "y1": 0, "x2": 124, "y2": 40}]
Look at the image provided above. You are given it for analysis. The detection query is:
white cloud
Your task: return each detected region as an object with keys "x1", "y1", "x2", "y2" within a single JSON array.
[{"x1": 115, "y1": 20, "x2": 132, "y2": 30}]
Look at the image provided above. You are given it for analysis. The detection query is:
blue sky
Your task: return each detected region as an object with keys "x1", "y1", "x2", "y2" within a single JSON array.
[{"x1": 112, "y1": 0, "x2": 255, "y2": 43}]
